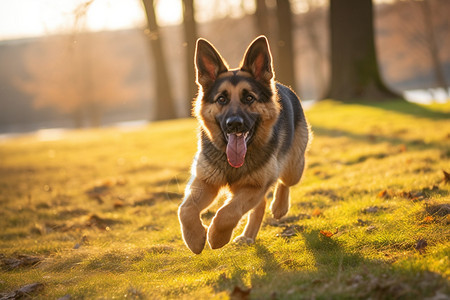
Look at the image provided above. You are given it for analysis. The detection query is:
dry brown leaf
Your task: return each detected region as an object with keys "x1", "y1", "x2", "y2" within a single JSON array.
[
  {"x1": 113, "y1": 200, "x2": 125, "y2": 209},
  {"x1": 312, "y1": 208, "x2": 322, "y2": 217},
  {"x1": 357, "y1": 219, "x2": 370, "y2": 226},
  {"x1": 443, "y1": 170, "x2": 450, "y2": 184},
  {"x1": 230, "y1": 286, "x2": 251, "y2": 300},
  {"x1": 85, "y1": 214, "x2": 118, "y2": 230},
  {"x1": 362, "y1": 206, "x2": 381, "y2": 214},
  {"x1": 320, "y1": 230, "x2": 334, "y2": 238},
  {"x1": 1, "y1": 255, "x2": 42, "y2": 270},
  {"x1": 0, "y1": 282, "x2": 44, "y2": 299},
  {"x1": 415, "y1": 238, "x2": 428, "y2": 253},
  {"x1": 421, "y1": 216, "x2": 434, "y2": 224},
  {"x1": 277, "y1": 225, "x2": 304, "y2": 238},
  {"x1": 377, "y1": 189, "x2": 388, "y2": 198}
]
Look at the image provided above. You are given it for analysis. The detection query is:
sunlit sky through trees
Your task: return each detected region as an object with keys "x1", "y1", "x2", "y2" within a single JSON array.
[
  {"x1": 0, "y1": 0, "x2": 255, "y2": 41},
  {"x1": 0, "y1": 0, "x2": 396, "y2": 42},
  {"x1": 0, "y1": 0, "x2": 174, "y2": 41}
]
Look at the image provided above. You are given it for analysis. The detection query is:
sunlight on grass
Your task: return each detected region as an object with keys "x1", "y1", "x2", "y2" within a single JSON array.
[{"x1": 0, "y1": 101, "x2": 449, "y2": 299}]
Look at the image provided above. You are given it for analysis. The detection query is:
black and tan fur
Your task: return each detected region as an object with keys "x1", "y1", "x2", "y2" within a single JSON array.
[{"x1": 178, "y1": 36, "x2": 310, "y2": 254}]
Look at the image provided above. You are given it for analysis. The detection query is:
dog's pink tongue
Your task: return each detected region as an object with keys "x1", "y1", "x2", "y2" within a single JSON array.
[{"x1": 226, "y1": 133, "x2": 247, "y2": 168}]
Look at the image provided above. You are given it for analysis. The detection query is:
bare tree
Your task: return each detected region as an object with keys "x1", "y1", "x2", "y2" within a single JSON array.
[
  {"x1": 16, "y1": 1, "x2": 136, "y2": 127},
  {"x1": 302, "y1": 0, "x2": 326, "y2": 98},
  {"x1": 17, "y1": 34, "x2": 136, "y2": 128},
  {"x1": 275, "y1": 0, "x2": 297, "y2": 90},
  {"x1": 182, "y1": 0, "x2": 198, "y2": 115},
  {"x1": 325, "y1": 0, "x2": 400, "y2": 101},
  {"x1": 142, "y1": 0, "x2": 177, "y2": 120},
  {"x1": 254, "y1": 0, "x2": 270, "y2": 36}
]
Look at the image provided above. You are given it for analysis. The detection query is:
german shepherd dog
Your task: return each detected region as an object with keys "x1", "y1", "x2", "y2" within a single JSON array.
[{"x1": 178, "y1": 36, "x2": 310, "y2": 254}]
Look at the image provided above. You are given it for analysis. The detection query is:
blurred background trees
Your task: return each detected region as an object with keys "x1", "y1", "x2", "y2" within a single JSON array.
[
  {"x1": 326, "y1": 0, "x2": 399, "y2": 100},
  {"x1": 17, "y1": 34, "x2": 136, "y2": 127},
  {"x1": 16, "y1": 1, "x2": 137, "y2": 128},
  {"x1": 0, "y1": 0, "x2": 448, "y2": 133},
  {"x1": 142, "y1": 0, "x2": 176, "y2": 120}
]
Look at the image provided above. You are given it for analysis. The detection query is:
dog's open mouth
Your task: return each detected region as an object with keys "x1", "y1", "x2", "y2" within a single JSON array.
[{"x1": 226, "y1": 132, "x2": 250, "y2": 168}]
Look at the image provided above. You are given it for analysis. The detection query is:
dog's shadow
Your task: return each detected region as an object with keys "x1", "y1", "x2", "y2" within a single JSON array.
[{"x1": 212, "y1": 230, "x2": 448, "y2": 299}]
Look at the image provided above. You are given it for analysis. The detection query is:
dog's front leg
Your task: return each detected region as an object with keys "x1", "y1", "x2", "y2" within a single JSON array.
[
  {"x1": 207, "y1": 186, "x2": 266, "y2": 249},
  {"x1": 178, "y1": 178, "x2": 219, "y2": 254}
]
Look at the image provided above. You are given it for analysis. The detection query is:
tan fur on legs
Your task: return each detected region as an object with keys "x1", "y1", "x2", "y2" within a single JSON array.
[
  {"x1": 270, "y1": 123, "x2": 308, "y2": 220},
  {"x1": 207, "y1": 186, "x2": 266, "y2": 249},
  {"x1": 178, "y1": 178, "x2": 220, "y2": 254},
  {"x1": 270, "y1": 182, "x2": 290, "y2": 220},
  {"x1": 234, "y1": 197, "x2": 266, "y2": 244}
]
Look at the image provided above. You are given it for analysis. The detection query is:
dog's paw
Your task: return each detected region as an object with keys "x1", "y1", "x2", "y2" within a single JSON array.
[
  {"x1": 233, "y1": 235, "x2": 255, "y2": 245},
  {"x1": 182, "y1": 226, "x2": 207, "y2": 254},
  {"x1": 271, "y1": 204, "x2": 289, "y2": 220},
  {"x1": 207, "y1": 222, "x2": 234, "y2": 249}
]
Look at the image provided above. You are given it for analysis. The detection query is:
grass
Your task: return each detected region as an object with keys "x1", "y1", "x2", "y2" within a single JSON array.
[{"x1": 0, "y1": 100, "x2": 449, "y2": 299}]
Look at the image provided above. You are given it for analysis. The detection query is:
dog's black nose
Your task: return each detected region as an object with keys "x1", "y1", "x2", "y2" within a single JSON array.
[{"x1": 226, "y1": 116, "x2": 244, "y2": 133}]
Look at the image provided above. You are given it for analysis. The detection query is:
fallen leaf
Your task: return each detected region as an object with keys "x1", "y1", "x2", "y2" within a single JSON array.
[
  {"x1": 277, "y1": 225, "x2": 304, "y2": 238},
  {"x1": 1, "y1": 255, "x2": 42, "y2": 270},
  {"x1": 362, "y1": 206, "x2": 381, "y2": 214},
  {"x1": 421, "y1": 216, "x2": 434, "y2": 224},
  {"x1": 399, "y1": 144, "x2": 407, "y2": 152},
  {"x1": 73, "y1": 235, "x2": 88, "y2": 250},
  {"x1": 133, "y1": 197, "x2": 155, "y2": 207},
  {"x1": 377, "y1": 190, "x2": 388, "y2": 198},
  {"x1": 443, "y1": 170, "x2": 450, "y2": 184},
  {"x1": 320, "y1": 230, "x2": 334, "y2": 238},
  {"x1": 113, "y1": 200, "x2": 125, "y2": 209},
  {"x1": 312, "y1": 208, "x2": 322, "y2": 217},
  {"x1": 366, "y1": 225, "x2": 377, "y2": 232},
  {"x1": 398, "y1": 190, "x2": 424, "y2": 201},
  {"x1": 367, "y1": 134, "x2": 377, "y2": 142},
  {"x1": 415, "y1": 238, "x2": 428, "y2": 253},
  {"x1": 357, "y1": 219, "x2": 370, "y2": 226},
  {"x1": 85, "y1": 214, "x2": 119, "y2": 230},
  {"x1": 0, "y1": 282, "x2": 44, "y2": 299},
  {"x1": 230, "y1": 286, "x2": 251, "y2": 300}
]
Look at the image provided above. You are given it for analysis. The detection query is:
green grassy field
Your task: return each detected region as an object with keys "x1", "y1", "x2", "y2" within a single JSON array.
[{"x1": 1, "y1": 100, "x2": 449, "y2": 299}]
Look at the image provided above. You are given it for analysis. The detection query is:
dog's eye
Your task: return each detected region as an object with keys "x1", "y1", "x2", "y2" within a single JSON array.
[
  {"x1": 244, "y1": 94, "x2": 255, "y2": 104},
  {"x1": 216, "y1": 95, "x2": 228, "y2": 105}
]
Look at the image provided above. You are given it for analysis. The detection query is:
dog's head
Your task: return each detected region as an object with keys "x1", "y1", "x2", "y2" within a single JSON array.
[{"x1": 193, "y1": 36, "x2": 280, "y2": 168}]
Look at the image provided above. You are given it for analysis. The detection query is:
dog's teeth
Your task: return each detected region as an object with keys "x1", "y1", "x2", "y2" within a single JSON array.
[
  {"x1": 244, "y1": 132, "x2": 249, "y2": 138},
  {"x1": 236, "y1": 133, "x2": 242, "y2": 137}
]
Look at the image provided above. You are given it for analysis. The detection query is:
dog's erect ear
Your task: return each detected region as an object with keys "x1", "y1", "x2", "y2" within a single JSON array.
[
  {"x1": 240, "y1": 36, "x2": 274, "y2": 83},
  {"x1": 195, "y1": 39, "x2": 228, "y2": 88}
]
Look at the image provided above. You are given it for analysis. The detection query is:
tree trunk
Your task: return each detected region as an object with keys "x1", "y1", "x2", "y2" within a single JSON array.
[
  {"x1": 142, "y1": 0, "x2": 177, "y2": 120},
  {"x1": 325, "y1": 0, "x2": 400, "y2": 101},
  {"x1": 275, "y1": 0, "x2": 297, "y2": 90},
  {"x1": 304, "y1": 2, "x2": 325, "y2": 99},
  {"x1": 182, "y1": 0, "x2": 198, "y2": 116},
  {"x1": 254, "y1": 0, "x2": 270, "y2": 36},
  {"x1": 73, "y1": 109, "x2": 83, "y2": 128}
]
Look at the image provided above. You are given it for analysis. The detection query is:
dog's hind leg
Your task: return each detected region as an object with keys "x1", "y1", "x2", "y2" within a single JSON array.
[
  {"x1": 270, "y1": 182, "x2": 290, "y2": 220},
  {"x1": 178, "y1": 178, "x2": 219, "y2": 254},
  {"x1": 234, "y1": 197, "x2": 266, "y2": 244},
  {"x1": 271, "y1": 154, "x2": 305, "y2": 219},
  {"x1": 208, "y1": 186, "x2": 266, "y2": 249}
]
